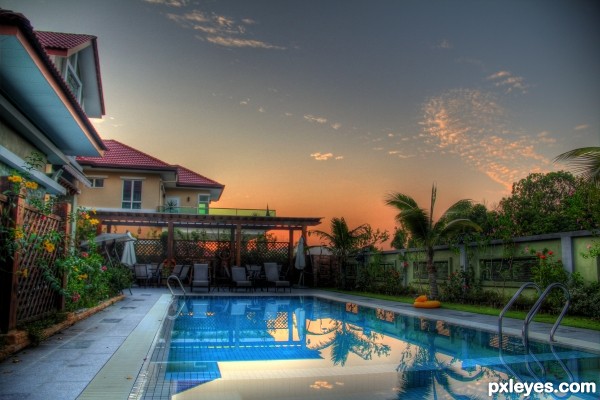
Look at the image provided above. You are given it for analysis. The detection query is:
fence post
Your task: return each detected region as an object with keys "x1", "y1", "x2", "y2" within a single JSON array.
[{"x1": 0, "y1": 191, "x2": 26, "y2": 332}]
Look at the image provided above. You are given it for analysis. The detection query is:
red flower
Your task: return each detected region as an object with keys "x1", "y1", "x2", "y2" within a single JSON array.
[
  {"x1": 548, "y1": 250, "x2": 554, "y2": 256},
  {"x1": 81, "y1": 252, "x2": 88, "y2": 258},
  {"x1": 101, "y1": 266, "x2": 107, "y2": 271},
  {"x1": 71, "y1": 292, "x2": 81, "y2": 303}
]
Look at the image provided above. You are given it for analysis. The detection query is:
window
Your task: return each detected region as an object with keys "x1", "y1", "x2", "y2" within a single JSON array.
[
  {"x1": 64, "y1": 53, "x2": 82, "y2": 102},
  {"x1": 413, "y1": 261, "x2": 449, "y2": 280},
  {"x1": 197, "y1": 194, "x2": 210, "y2": 215},
  {"x1": 122, "y1": 180, "x2": 142, "y2": 209},
  {"x1": 480, "y1": 257, "x2": 536, "y2": 282},
  {"x1": 90, "y1": 178, "x2": 104, "y2": 188}
]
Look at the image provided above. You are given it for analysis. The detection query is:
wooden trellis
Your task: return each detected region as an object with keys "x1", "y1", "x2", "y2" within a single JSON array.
[{"x1": 0, "y1": 192, "x2": 69, "y2": 332}]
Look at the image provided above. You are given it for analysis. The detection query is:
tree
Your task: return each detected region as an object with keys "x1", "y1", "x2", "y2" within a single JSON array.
[
  {"x1": 554, "y1": 147, "x2": 600, "y2": 187},
  {"x1": 492, "y1": 171, "x2": 600, "y2": 237},
  {"x1": 385, "y1": 184, "x2": 481, "y2": 299},
  {"x1": 312, "y1": 217, "x2": 387, "y2": 289}
]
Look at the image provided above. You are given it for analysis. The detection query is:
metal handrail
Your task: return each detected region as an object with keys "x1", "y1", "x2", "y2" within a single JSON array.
[
  {"x1": 166, "y1": 274, "x2": 187, "y2": 298},
  {"x1": 498, "y1": 282, "x2": 541, "y2": 339},
  {"x1": 523, "y1": 282, "x2": 571, "y2": 345}
]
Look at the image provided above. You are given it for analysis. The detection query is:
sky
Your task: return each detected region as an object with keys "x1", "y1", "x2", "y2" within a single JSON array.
[{"x1": 2, "y1": 0, "x2": 599, "y2": 248}]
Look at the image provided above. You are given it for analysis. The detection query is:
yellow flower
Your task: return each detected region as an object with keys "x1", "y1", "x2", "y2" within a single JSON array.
[
  {"x1": 24, "y1": 181, "x2": 38, "y2": 190},
  {"x1": 7, "y1": 175, "x2": 23, "y2": 183},
  {"x1": 78, "y1": 273, "x2": 88, "y2": 281},
  {"x1": 43, "y1": 240, "x2": 55, "y2": 253},
  {"x1": 21, "y1": 268, "x2": 29, "y2": 278},
  {"x1": 14, "y1": 229, "x2": 24, "y2": 240},
  {"x1": 89, "y1": 218, "x2": 99, "y2": 226}
]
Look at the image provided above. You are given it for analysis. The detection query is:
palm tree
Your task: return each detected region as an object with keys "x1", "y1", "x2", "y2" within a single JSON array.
[
  {"x1": 312, "y1": 217, "x2": 370, "y2": 289},
  {"x1": 385, "y1": 184, "x2": 481, "y2": 299},
  {"x1": 554, "y1": 147, "x2": 600, "y2": 187}
]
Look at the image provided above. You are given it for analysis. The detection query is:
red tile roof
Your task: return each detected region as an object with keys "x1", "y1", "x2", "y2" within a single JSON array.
[
  {"x1": 35, "y1": 31, "x2": 96, "y2": 54},
  {"x1": 176, "y1": 165, "x2": 222, "y2": 187},
  {"x1": 78, "y1": 139, "x2": 172, "y2": 169},
  {"x1": 77, "y1": 140, "x2": 224, "y2": 188}
]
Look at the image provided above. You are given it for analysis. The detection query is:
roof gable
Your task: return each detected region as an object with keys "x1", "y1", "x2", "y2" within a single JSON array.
[
  {"x1": 77, "y1": 139, "x2": 173, "y2": 169},
  {"x1": 177, "y1": 165, "x2": 223, "y2": 188},
  {"x1": 0, "y1": 9, "x2": 106, "y2": 159},
  {"x1": 77, "y1": 140, "x2": 224, "y2": 197},
  {"x1": 35, "y1": 31, "x2": 95, "y2": 56}
]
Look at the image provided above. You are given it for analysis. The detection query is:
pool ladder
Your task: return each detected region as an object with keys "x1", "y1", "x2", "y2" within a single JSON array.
[
  {"x1": 498, "y1": 281, "x2": 571, "y2": 344},
  {"x1": 166, "y1": 275, "x2": 188, "y2": 320},
  {"x1": 498, "y1": 282, "x2": 574, "y2": 391},
  {"x1": 166, "y1": 274, "x2": 187, "y2": 298}
]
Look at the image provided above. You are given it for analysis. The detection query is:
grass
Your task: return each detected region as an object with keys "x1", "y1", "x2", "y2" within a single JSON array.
[{"x1": 328, "y1": 289, "x2": 600, "y2": 331}]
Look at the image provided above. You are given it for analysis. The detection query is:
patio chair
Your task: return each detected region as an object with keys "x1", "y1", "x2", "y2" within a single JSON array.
[
  {"x1": 134, "y1": 264, "x2": 150, "y2": 287},
  {"x1": 231, "y1": 266, "x2": 253, "y2": 292},
  {"x1": 190, "y1": 263, "x2": 210, "y2": 292},
  {"x1": 264, "y1": 262, "x2": 291, "y2": 292},
  {"x1": 178, "y1": 265, "x2": 190, "y2": 283},
  {"x1": 172, "y1": 264, "x2": 183, "y2": 277}
]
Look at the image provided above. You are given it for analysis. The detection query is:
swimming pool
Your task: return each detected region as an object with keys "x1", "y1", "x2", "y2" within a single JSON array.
[{"x1": 134, "y1": 295, "x2": 599, "y2": 399}]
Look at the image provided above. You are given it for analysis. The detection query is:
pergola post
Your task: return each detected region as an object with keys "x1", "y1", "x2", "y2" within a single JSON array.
[
  {"x1": 167, "y1": 221, "x2": 174, "y2": 259},
  {"x1": 235, "y1": 224, "x2": 242, "y2": 267},
  {"x1": 288, "y1": 229, "x2": 294, "y2": 268}
]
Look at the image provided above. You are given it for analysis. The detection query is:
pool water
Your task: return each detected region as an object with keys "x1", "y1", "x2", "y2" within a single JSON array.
[{"x1": 136, "y1": 296, "x2": 599, "y2": 399}]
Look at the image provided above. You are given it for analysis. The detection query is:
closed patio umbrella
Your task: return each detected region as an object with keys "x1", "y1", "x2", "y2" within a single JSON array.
[{"x1": 120, "y1": 232, "x2": 137, "y2": 267}]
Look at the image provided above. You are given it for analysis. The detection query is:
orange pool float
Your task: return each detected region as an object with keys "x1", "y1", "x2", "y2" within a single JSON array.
[
  {"x1": 413, "y1": 300, "x2": 441, "y2": 309},
  {"x1": 413, "y1": 295, "x2": 441, "y2": 308}
]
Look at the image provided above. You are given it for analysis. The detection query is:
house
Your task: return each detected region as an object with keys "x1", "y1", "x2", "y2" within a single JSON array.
[
  {"x1": 76, "y1": 139, "x2": 225, "y2": 235},
  {"x1": 0, "y1": 9, "x2": 105, "y2": 196},
  {"x1": 0, "y1": 9, "x2": 107, "y2": 332}
]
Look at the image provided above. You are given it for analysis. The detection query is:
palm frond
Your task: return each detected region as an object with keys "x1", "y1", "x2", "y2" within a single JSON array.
[
  {"x1": 554, "y1": 147, "x2": 600, "y2": 186},
  {"x1": 440, "y1": 218, "x2": 482, "y2": 236}
]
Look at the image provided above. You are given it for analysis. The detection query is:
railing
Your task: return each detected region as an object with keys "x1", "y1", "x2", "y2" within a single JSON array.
[{"x1": 156, "y1": 206, "x2": 276, "y2": 216}]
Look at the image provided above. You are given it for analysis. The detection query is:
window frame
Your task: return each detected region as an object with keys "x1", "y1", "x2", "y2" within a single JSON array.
[{"x1": 122, "y1": 179, "x2": 143, "y2": 210}]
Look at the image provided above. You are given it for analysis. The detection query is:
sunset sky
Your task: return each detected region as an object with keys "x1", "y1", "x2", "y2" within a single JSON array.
[{"x1": 3, "y1": 0, "x2": 599, "y2": 248}]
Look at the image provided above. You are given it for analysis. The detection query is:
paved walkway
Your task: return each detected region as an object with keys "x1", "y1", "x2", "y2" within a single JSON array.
[{"x1": 0, "y1": 288, "x2": 598, "y2": 400}]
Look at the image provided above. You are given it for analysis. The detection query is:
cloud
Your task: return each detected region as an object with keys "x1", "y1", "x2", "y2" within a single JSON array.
[
  {"x1": 331, "y1": 122, "x2": 342, "y2": 130},
  {"x1": 304, "y1": 114, "x2": 328, "y2": 124},
  {"x1": 436, "y1": 39, "x2": 453, "y2": 49},
  {"x1": 487, "y1": 70, "x2": 529, "y2": 94},
  {"x1": 310, "y1": 152, "x2": 343, "y2": 161},
  {"x1": 537, "y1": 131, "x2": 557, "y2": 144},
  {"x1": 421, "y1": 89, "x2": 551, "y2": 190},
  {"x1": 143, "y1": 0, "x2": 188, "y2": 7},
  {"x1": 162, "y1": 8, "x2": 285, "y2": 49},
  {"x1": 574, "y1": 124, "x2": 589, "y2": 131}
]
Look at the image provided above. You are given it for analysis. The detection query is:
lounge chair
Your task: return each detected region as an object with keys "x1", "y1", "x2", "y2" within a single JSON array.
[
  {"x1": 190, "y1": 263, "x2": 210, "y2": 292},
  {"x1": 231, "y1": 266, "x2": 253, "y2": 292},
  {"x1": 264, "y1": 262, "x2": 291, "y2": 292}
]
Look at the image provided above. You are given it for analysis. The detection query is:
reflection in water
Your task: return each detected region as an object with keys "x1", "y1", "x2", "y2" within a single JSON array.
[{"x1": 141, "y1": 296, "x2": 599, "y2": 400}]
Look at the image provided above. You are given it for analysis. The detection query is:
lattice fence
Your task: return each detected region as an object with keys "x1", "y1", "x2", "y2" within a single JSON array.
[
  {"x1": 16, "y1": 204, "x2": 63, "y2": 323},
  {"x1": 132, "y1": 239, "x2": 291, "y2": 270},
  {"x1": 0, "y1": 192, "x2": 66, "y2": 328}
]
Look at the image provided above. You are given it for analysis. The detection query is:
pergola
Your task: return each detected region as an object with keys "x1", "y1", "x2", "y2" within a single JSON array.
[{"x1": 93, "y1": 210, "x2": 322, "y2": 267}]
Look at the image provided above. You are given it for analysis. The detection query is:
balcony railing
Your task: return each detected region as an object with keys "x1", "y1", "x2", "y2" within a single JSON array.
[{"x1": 157, "y1": 206, "x2": 275, "y2": 217}]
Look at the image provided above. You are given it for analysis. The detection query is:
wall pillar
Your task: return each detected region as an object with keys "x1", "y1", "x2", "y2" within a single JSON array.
[{"x1": 561, "y1": 234, "x2": 574, "y2": 274}]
